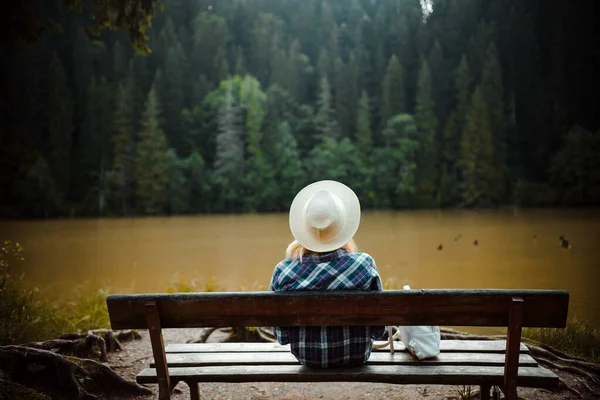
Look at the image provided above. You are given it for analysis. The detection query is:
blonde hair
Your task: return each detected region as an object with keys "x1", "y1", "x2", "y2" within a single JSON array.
[{"x1": 285, "y1": 239, "x2": 358, "y2": 260}]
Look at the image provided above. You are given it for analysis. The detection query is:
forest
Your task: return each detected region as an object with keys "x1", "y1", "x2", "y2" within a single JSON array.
[{"x1": 1, "y1": 0, "x2": 599, "y2": 217}]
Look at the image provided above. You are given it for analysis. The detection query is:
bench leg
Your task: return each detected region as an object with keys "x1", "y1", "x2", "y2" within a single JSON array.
[
  {"x1": 503, "y1": 385, "x2": 518, "y2": 400},
  {"x1": 188, "y1": 382, "x2": 200, "y2": 400},
  {"x1": 480, "y1": 384, "x2": 491, "y2": 400}
]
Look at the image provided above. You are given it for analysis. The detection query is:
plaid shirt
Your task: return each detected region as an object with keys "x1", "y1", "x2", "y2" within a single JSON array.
[{"x1": 269, "y1": 249, "x2": 386, "y2": 369}]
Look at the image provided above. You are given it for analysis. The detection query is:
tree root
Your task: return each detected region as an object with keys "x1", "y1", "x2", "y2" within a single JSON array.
[
  {"x1": 0, "y1": 378, "x2": 51, "y2": 400},
  {"x1": 187, "y1": 327, "x2": 219, "y2": 343},
  {"x1": 21, "y1": 329, "x2": 142, "y2": 362},
  {"x1": 0, "y1": 345, "x2": 151, "y2": 400},
  {"x1": 526, "y1": 344, "x2": 600, "y2": 376}
]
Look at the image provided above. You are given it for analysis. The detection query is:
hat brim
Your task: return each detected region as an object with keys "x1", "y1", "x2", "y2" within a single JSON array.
[{"x1": 289, "y1": 180, "x2": 361, "y2": 253}]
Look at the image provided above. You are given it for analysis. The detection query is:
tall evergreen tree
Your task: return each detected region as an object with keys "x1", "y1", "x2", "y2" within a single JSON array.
[
  {"x1": 355, "y1": 90, "x2": 373, "y2": 159},
  {"x1": 455, "y1": 55, "x2": 472, "y2": 134},
  {"x1": 133, "y1": 86, "x2": 168, "y2": 214},
  {"x1": 106, "y1": 81, "x2": 135, "y2": 214},
  {"x1": 213, "y1": 80, "x2": 245, "y2": 211},
  {"x1": 372, "y1": 114, "x2": 420, "y2": 208},
  {"x1": 192, "y1": 12, "x2": 229, "y2": 82},
  {"x1": 380, "y1": 55, "x2": 406, "y2": 136},
  {"x1": 315, "y1": 77, "x2": 339, "y2": 141},
  {"x1": 334, "y1": 58, "x2": 358, "y2": 138},
  {"x1": 458, "y1": 86, "x2": 495, "y2": 206},
  {"x1": 161, "y1": 41, "x2": 188, "y2": 155},
  {"x1": 414, "y1": 59, "x2": 438, "y2": 206},
  {"x1": 272, "y1": 121, "x2": 305, "y2": 210},
  {"x1": 481, "y1": 41, "x2": 506, "y2": 200}
]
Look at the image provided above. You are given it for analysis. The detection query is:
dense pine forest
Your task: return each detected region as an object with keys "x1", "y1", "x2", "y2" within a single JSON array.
[{"x1": 1, "y1": 0, "x2": 599, "y2": 217}]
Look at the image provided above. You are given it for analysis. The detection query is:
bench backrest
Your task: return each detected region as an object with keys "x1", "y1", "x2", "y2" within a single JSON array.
[{"x1": 106, "y1": 289, "x2": 569, "y2": 330}]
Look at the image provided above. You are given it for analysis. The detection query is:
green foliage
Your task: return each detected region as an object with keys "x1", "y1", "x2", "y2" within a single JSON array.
[
  {"x1": 380, "y1": 55, "x2": 406, "y2": 134},
  {"x1": 0, "y1": 241, "x2": 111, "y2": 345},
  {"x1": 455, "y1": 55, "x2": 472, "y2": 134},
  {"x1": 106, "y1": 82, "x2": 135, "y2": 215},
  {"x1": 165, "y1": 148, "x2": 189, "y2": 214},
  {"x1": 414, "y1": 59, "x2": 438, "y2": 207},
  {"x1": 315, "y1": 77, "x2": 340, "y2": 141},
  {"x1": 192, "y1": 12, "x2": 230, "y2": 82},
  {"x1": 213, "y1": 80, "x2": 245, "y2": 212},
  {"x1": 66, "y1": 0, "x2": 161, "y2": 54},
  {"x1": 3, "y1": 0, "x2": 599, "y2": 215},
  {"x1": 523, "y1": 318, "x2": 600, "y2": 363},
  {"x1": 372, "y1": 114, "x2": 420, "y2": 208},
  {"x1": 458, "y1": 86, "x2": 495, "y2": 206},
  {"x1": 239, "y1": 76, "x2": 268, "y2": 157},
  {"x1": 271, "y1": 122, "x2": 306, "y2": 210},
  {"x1": 355, "y1": 90, "x2": 373, "y2": 159},
  {"x1": 550, "y1": 125, "x2": 600, "y2": 205},
  {"x1": 481, "y1": 42, "x2": 506, "y2": 200},
  {"x1": 133, "y1": 86, "x2": 168, "y2": 214},
  {"x1": 334, "y1": 58, "x2": 358, "y2": 138},
  {"x1": 186, "y1": 151, "x2": 212, "y2": 213}
]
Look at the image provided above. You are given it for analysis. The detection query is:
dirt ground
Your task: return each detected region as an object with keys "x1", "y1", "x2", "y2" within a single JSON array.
[{"x1": 108, "y1": 328, "x2": 597, "y2": 400}]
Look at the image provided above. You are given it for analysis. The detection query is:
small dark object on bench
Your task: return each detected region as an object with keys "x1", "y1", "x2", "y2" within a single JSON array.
[{"x1": 106, "y1": 289, "x2": 569, "y2": 400}]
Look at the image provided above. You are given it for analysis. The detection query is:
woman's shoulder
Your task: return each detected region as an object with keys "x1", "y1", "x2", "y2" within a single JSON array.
[{"x1": 350, "y1": 251, "x2": 376, "y2": 264}]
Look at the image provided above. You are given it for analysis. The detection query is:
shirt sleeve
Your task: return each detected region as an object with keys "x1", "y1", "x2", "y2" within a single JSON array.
[
  {"x1": 269, "y1": 262, "x2": 290, "y2": 345},
  {"x1": 364, "y1": 255, "x2": 387, "y2": 340}
]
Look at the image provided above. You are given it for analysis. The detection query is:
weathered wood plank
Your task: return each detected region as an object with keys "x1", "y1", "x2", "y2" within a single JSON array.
[
  {"x1": 165, "y1": 340, "x2": 529, "y2": 354},
  {"x1": 152, "y1": 352, "x2": 538, "y2": 368},
  {"x1": 136, "y1": 365, "x2": 559, "y2": 388},
  {"x1": 107, "y1": 290, "x2": 569, "y2": 329}
]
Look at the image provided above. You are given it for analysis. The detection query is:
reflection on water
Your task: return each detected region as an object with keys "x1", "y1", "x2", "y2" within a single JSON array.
[{"x1": 2, "y1": 209, "x2": 599, "y2": 327}]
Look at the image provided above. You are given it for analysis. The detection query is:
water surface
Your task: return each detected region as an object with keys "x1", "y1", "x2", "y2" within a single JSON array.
[{"x1": 3, "y1": 209, "x2": 599, "y2": 326}]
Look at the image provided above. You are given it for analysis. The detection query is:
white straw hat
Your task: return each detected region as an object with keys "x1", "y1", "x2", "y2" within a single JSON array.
[{"x1": 289, "y1": 180, "x2": 361, "y2": 253}]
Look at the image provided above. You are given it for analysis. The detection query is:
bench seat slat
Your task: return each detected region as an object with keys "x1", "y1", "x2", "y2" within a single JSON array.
[
  {"x1": 136, "y1": 365, "x2": 559, "y2": 388},
  {"x1": 154, "y1": 351, "x2": 537, "y2": 367},
  {"x1": 165, "y1": 340, "x2": 529, "y2": 354}
]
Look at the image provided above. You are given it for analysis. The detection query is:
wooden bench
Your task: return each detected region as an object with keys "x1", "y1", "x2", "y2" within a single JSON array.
[{"x1": 106, "y1": 289, "x2": 569, "y2": 400}]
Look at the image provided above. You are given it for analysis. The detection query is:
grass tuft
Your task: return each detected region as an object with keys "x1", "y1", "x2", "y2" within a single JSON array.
[{"x1": 523, "y1": 317, "x2": 600, "y2": 363}]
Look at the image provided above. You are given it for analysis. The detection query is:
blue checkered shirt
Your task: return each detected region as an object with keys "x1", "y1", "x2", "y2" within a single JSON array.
[{"x1": 269, "y1": 249, "x2": 386, "y2": 368}]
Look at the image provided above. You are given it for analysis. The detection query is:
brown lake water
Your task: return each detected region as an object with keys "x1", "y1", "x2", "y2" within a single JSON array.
[{"x1": 2, "y1": 209, "x2": 599, "y2": 327}]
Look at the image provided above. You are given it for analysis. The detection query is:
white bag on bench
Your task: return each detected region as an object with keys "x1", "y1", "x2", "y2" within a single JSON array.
[
  {"x1": 383, "y1": 285, "x2": 441, "y2": 360},
  {"x1": 398, "y1": 285, "x2": 441, "y2": 359}
]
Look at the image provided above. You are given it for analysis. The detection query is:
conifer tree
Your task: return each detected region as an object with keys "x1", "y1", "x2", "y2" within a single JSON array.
[
  {"x1": 214, "y1": 80, "x2": 244, "y2": 211},
  {"x1": 481, "y1": 42, "x2": 506, "y2": 199},
  {"x1": 455, "y1": 55, "x2": 472, "y2": 134},
  {"x1": 272, "y1": 121, "x2": 305, "y2": 210},
  {"x1": 355, "y1": 90, "x2": 373, "y2": 159},
  {"x1": 414, "y1": 59, "x2": 438, "y2": 206},
  {"x1": 380, "y1": 55, "x2": 406, "y2": 135},
  {"x1": 315, "y1": 77, "x2": 339, "y2": 141},
  {"x1": 133, "y1": 86, "x2": 168, "y2": 214},
  {"x1": 459, "y1": 86, "x2": 495, "y2": 206},
  {"x1": 335, "y1": 58, "x2": 358, "y2": 138},
  {"x1": 106, "y1": 81, "x2": 135, "y2": 214}
]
